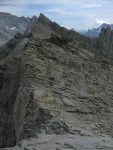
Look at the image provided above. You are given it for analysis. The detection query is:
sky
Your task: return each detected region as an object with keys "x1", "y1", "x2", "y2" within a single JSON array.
[{"x1": 0, "y1": 0, "x2": 113, "y2": 31}]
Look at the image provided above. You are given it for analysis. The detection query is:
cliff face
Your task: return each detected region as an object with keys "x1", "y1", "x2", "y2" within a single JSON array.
[
  {"x1": 97, "y1": 27, "x2": 113, "y2": 58},
  {"x1": 79, "y1": 28, "x2": 113, "y2": 59},
  {"x1": 0, "y1": 14, "x2": 113, "y2": 149}
]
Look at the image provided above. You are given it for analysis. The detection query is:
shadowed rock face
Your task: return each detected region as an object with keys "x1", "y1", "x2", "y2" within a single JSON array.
[
  {"x1": 97, "y1": 27, "x2": 113, "y2": 58},
  {"x1": 0, "y1": 33, "x2": 29, "y2": 147},
  {"x1": 0, "y1": 14, "x2": 113, "y2": 149}
]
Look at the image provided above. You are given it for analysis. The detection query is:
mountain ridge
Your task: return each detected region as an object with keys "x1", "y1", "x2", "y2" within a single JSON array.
[{"x1": 0, "y1": 13, "x2": 113, "y2": 149}]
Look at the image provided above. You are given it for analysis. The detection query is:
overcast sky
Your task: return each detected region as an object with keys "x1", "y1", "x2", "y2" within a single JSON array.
[{"x1": 0, "y1": 0, "x2": 113, "y2": 31}]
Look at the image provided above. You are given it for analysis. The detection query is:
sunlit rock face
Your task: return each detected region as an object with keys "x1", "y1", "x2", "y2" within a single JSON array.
[{"x1": 0, "y1": 14, "x2": 113, "y2": 149}]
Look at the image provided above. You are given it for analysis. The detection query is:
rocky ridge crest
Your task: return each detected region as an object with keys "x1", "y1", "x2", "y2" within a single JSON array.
[{"x1": 0, "y1": 14, "x2": 113, "y2": 149}]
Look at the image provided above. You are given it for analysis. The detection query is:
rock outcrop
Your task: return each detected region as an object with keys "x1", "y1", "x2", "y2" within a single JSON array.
[{"x1": 0, "y1": 14, "x2": 113, "y2": 149}]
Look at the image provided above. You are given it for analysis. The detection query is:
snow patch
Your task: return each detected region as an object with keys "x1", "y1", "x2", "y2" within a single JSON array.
[
  {"x1": 10, "y1": 27, "x2": 16, "y2": 30},
  {"x1": 6, "y1": 26, "x2": 16, "y2": 30}
]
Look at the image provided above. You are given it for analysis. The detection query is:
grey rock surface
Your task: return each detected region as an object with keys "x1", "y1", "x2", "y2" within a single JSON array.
[{"x1": 0, "y1": 13, "x2": 113, "y2": 149}]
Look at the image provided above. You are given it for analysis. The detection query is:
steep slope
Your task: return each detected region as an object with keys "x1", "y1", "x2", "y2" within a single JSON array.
[
  {"x1": 0, "y1": 14, "x2": 113, "y2": 149},
  {"x1": 0, "y1": 12, "x2": 30, "y2": 46}
]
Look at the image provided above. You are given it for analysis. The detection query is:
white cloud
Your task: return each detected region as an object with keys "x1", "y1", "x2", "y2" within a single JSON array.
[
  {"x1": 2, "y1": 0, "x2": 103, "y2": 8},
  {"x1": 96, "y1": 18, "x2": 112, "y2": 25},
  {"x1": 45, "y1": 8, "x2": 65, "y2": 14},
  {"x1": 11, "y1": 0, "x2": 76, "y2": 6},
  {"x1": 80, "y1": 3, "x2": 103, "y2": 8}
]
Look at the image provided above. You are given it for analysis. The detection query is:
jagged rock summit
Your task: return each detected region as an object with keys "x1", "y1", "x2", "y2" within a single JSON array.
[{"x1": 0, "y1": 14, "x2": 113, "y2": 150}]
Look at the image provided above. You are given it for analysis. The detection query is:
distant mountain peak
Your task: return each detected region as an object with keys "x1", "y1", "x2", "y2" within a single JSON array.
[
  {"x1": 0, "y1": 12, "x2": 30, "y2": 46},
  {"x1": 82, "y1": 23, "x2": 113, "y2": 37}
]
